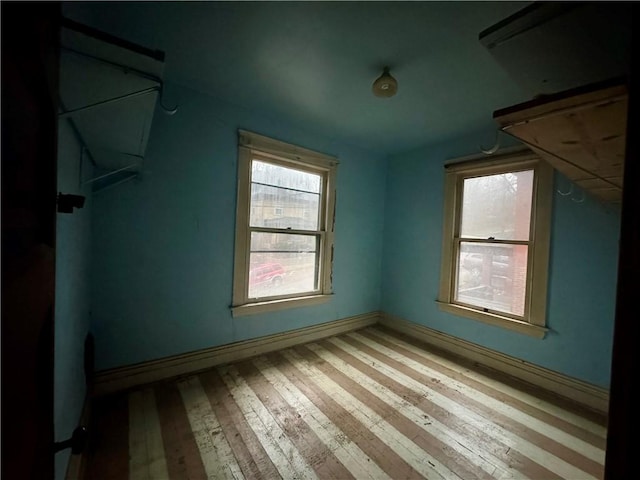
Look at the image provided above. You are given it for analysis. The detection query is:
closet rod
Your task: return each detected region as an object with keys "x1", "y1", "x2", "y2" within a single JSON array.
[
  {"x1": 93, "y1": 173, "x2": 138, "y2": 194},
  {"x1": 83, "y1": 162, "x2": 139, "y2": 185}
]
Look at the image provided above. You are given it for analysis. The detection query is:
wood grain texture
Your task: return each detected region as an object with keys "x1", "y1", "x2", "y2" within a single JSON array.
[
  {"x1": 85, "y1": 326, "x2": 607, "y2": 479},
  {"x1": 494, "y1": 80, "x2": 627, "y2": 204}
]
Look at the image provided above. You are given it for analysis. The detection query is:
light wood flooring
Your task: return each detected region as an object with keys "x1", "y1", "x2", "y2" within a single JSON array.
[{"x1": 85, "y1": 325, "x2": 607, "y2": 479}]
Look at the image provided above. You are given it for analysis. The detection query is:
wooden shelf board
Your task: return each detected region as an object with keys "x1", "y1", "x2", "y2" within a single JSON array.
[{"x1": 494, "y1": 79, "x2": 627, "y2": 204}]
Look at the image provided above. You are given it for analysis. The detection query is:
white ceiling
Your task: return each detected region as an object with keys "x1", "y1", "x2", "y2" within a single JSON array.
[{"x1": 61, "y1": 1, "x2": 629, "y2": 155}]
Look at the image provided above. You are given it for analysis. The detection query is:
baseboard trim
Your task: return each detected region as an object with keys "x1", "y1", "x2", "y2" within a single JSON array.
[
  {"x1": 379, "y1": 312, "x2": 609, "y2": 415},
  {"x1": 94, "y1": 310, "x2": 609, "y2": 415},
  {"x1": 94, "y1": 311, "x2": 379, "y2": 396}
]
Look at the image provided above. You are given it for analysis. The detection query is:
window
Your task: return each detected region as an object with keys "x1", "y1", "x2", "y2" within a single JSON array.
[
  {"x1": 232, "y1": 130, "x2": 338, "y2": 316},
  {"x1": 438, "y1": 148, "x2": 553, "y2": 337}
]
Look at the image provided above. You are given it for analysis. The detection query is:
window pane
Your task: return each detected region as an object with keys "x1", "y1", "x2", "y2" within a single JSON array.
[
  {"x1": 250, "y1": 160, "x2": 321, "y2": 230},
  {"x1": 249, "y1": 232, "x2": 318, "y2": 299},
  {"x1": 456, "y1": 242, "x2": 528, "y2": 317},
  {"x1": 460, "y1": 170, "x2": 533, "y2": 241}
]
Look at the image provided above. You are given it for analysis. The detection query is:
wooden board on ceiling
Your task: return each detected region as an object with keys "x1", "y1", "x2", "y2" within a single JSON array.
[{"x1": 493, "y1": 78, "x2": 628, "y2": 204}]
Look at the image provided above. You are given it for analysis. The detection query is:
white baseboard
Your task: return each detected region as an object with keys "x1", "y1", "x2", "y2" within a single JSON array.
[
  {"x1": 94, "y1": 311, "x2": 379, "y2": 396},
  {"x1": 379, "y1": 313, "x2": 609, "y2": 415}
]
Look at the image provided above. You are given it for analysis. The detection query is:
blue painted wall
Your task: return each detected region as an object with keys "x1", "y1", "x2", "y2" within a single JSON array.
[
  {"x1": 89, "y1": 85, "x2": 620, "y2": 389},
  {"x1": 90, "y1": 83, "x2": 386, "y2": 370},
  {"x1": 88, "y1": 83, "x2": 620, "y2": 390},
  {"x1": 54, "y1": 120, "x2": 93, "y2": 479},
  {"x1": 381, "y1": 129, "x2": 620, "y2": 388}
]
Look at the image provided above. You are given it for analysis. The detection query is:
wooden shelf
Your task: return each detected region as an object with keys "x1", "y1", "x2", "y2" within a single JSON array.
[{"x1": 493, "y1": 78, "x2": 628, "y2": 204}]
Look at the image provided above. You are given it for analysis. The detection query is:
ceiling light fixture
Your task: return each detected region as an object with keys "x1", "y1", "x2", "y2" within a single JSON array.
[{"x1": 372, "y1": 66, "x2": 398, "y2": 98}]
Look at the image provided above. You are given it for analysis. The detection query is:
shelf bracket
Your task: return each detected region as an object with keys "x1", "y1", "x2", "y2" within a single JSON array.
[{"x1": 59, "y1": 85, "x2": 160, "y2": 119}]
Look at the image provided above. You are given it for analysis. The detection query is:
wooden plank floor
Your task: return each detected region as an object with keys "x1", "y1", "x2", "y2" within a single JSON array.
[{"x1": 85, "y1": 326, "x2": 607, "y2": 480}]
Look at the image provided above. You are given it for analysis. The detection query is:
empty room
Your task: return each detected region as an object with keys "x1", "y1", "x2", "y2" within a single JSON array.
[{"x1": 1, "y1": 2, "x2": 636, "y2": 479}]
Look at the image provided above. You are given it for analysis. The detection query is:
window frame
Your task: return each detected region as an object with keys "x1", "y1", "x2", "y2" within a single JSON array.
[
  {"x1": 232, "y1": 130, "x2": 338, "y2": 317},
  {"x1": 437, "y1": 148, "x2": 553, "y2": 338}
]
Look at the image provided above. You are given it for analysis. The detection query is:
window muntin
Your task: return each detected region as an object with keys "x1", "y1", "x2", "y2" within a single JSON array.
[
  {"x1": 438, "y1": 150, "x2": 552, "y2": 337},
  {"x1": 233, "y1": 130, "x2": 337, "y2": 316}
]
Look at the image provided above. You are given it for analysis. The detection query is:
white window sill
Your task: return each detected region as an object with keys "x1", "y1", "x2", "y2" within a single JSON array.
[
  {"x1": 436, "y1": 301, "x2": 547, "y2": 338},
  {"x1": 232, "y1": 294, "x2": 332, "y2": 317}
]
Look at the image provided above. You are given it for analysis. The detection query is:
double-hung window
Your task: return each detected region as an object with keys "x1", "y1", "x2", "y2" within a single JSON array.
[
  {"x1": 232, "y1": 130, "x2": 337, "y2": 316},
  {"x1": 438, "y1": 148, "x2": 553, "y2": 337}
]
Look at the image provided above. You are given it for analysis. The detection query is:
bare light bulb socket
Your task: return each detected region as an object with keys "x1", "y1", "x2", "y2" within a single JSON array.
[{"x1": 372, "y1": 67, "x2": 398, "y2": 98}]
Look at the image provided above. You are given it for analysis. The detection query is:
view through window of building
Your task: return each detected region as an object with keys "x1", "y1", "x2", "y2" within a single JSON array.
[
  {"x1": 232, "y1": 131, "x2": 337, "y2": 316},
  {"x1": 248, "y1": 160, "x2": 322, "y2": 299}
]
